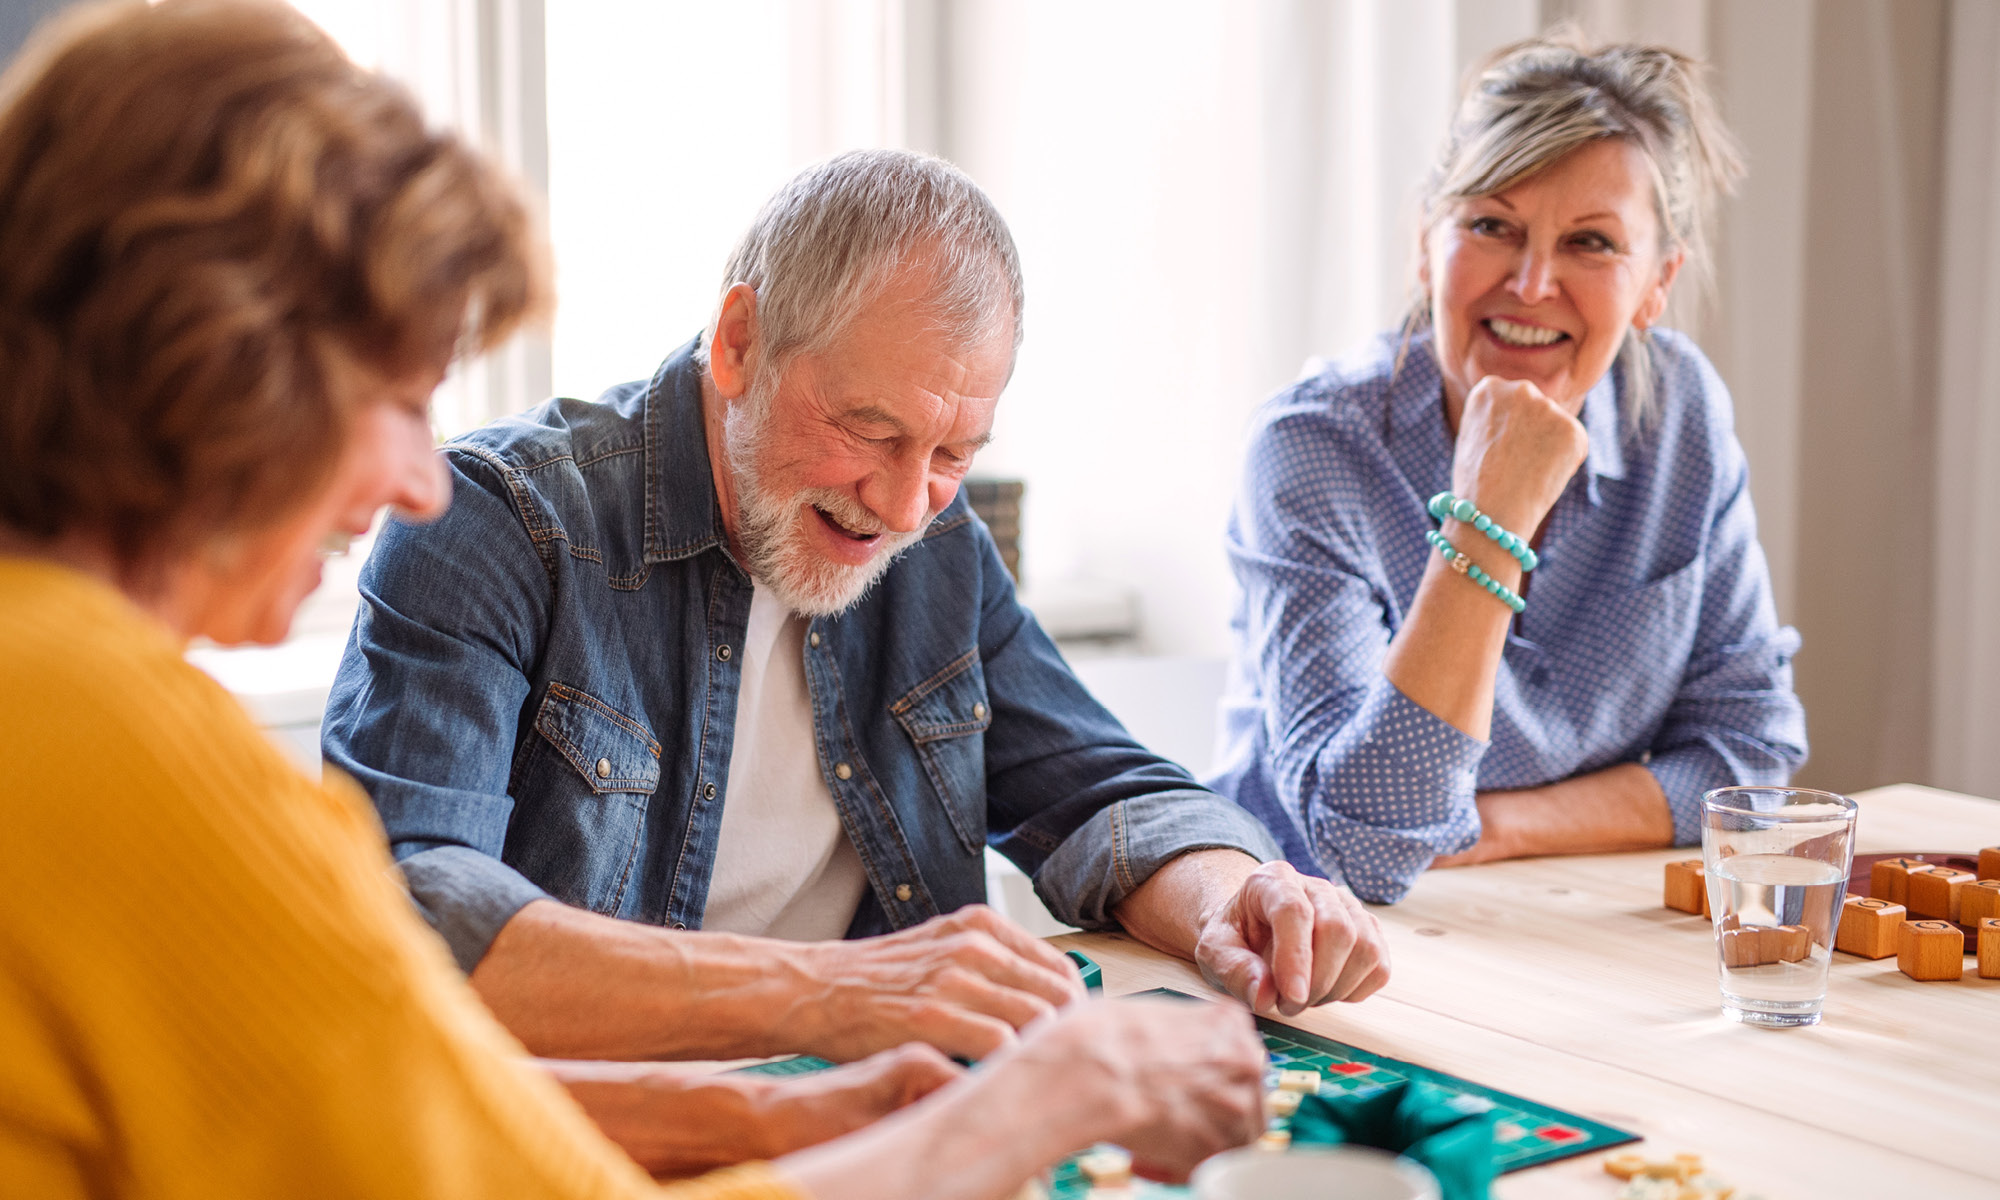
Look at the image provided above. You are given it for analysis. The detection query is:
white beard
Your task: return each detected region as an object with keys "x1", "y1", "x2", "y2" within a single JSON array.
[{"x1": 724, "y1": 376, "x2": 930, "y2": 617}]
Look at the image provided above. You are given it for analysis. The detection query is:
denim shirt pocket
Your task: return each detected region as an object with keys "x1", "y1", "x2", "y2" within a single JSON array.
[
  {"x1": 891, "y1": 650, "x2": 993, "y2": 857},
  {"x1": 514, "y1": 681, "x2": 661, "y2": 915}
]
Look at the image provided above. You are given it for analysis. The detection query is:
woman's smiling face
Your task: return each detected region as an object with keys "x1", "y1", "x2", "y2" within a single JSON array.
[{"x1": 1424, "y1": 137, "x2": 1683, "y2": 415}]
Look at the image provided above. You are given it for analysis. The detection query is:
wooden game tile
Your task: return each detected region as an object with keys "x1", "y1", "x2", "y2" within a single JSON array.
[
  {"x1": 1897, "y1": 919, "x2": 1965, "y2": 981},
  {"x1": 1664, "y1": 860, "x2": 1706, "y2": 915},
  {"x1": 1265, "y1": 1089, "x2": 1302, "y2": 1118},
  {"x1": 1959, "y1": 879, "x2": 2000, "y2": 926},
  {"x1": 1275, "y1": 1068, "x2": 1321, "y2": 1094},
  {"x1": 1980, "y1": 917, "x2": 2000, "y2": 981},
  {"x1": 1905, "y1": 867, "x2": 1974, "y2": 921},
  {"x1": 1760, "y1": 924, "x2": 1811, "y2": 963},
  {"x1": 1835, "y1": 895, "x2": 1905, "y2": 959},
  {"x1": 1871, "y1": 856, "x2": 1928, "y2": 906},
  {"x1": 1720, "y1": 925, "x2": 1765, "y2": 967},
  {"x1": 1979, "y1": 846, "x2": 2000, "y2": 882}
]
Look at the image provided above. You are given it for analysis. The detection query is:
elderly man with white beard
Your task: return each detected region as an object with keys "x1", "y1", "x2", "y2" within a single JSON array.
[{"x1": 323, "y1": 150, "x2": 1389, "y2": 1127}]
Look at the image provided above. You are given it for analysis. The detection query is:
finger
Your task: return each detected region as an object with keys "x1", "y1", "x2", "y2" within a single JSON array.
[
  {"x1": 1247, "y1": 868, "x2": 1317, "y2": 1014},
  {"x1": 1305, "y1": 883, "x2": 1357, "y2": 1005},
  {"x1": 879, "y1": 1043, "x2": 965, "y2": 1103},
  {"x1": 937, "y1": 927, "x2": 1082, "y2": 1011},
  {"x1": 1342, "y1": 959, "x2": 1392, "y2": 1004},
  {"x1": 950, "y1": 906, "x2": 1089, "y2": 1003},
  {"x1": 1198, "y1": 927, "x2": 1275, "y2": 1013},
  {"x1": 928, "y1": 965, "x2": 1059, "y2": 1033},
  {"x1": 1324, "y1": 904, "x2": 1390, "y2": 1003},
  {"x1": 900, "y1": 997, "x2": 1018, "y2": 1062}
]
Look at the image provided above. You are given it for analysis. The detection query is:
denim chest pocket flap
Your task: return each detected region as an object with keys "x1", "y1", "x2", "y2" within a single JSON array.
[
  {"x1": 533, "y1": 682, "x2": 662, "y2": 795},
  {"x1": 891, "y1": 650, "x2": 992, "y2": 855}
]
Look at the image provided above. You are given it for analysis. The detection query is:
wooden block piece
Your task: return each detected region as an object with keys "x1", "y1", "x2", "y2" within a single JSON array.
[
  {"x1": 1871, "y1": 856, "x2": 1927, "y2": 906},
  {"x1": 1603, "y1": 1153, "x2": 1648, "y2": 1180},
  {"x1": 1897, "y1": 919, "x2": 1966, "y2": 981},
  {"x1": 1265, "y1": 1088, "x2": 1301, "y2": 1118},
  {"x1": 1960, "y1": 879, "x2": 2000, "y2": 926},
  {"x1": 1760, "y1": 924, "x2": 1811, "y2": 963},
  {"x1": 1905, "y1": 867, "x2": 1974, "y2": 921},
  {"x1": 1664, "y1": 859, "x2": 1706, "y2": 915},
  {"x1": 1835, "y1": 895, "x2": 1905, "y2": 959},
  {"x1": 1979, "y1": 846, "x2": 2000, "y2": 881},
  {"x1": 1274, "y1": 1068, "x2": 1320, "y2": 1095},
  {"x1": 1077, "y1": 1148, "x2": 1132, "y2": 1186},
  {"x1": 1981, "y1": 917, "x2": 2000, "y2": 981},
  {"x1": 1720, "y1": 925, "x2": 1766, "y2": 967},
  {"x1": 1257, "y1": 1128, "x2": 1292, "y2": 1151}
]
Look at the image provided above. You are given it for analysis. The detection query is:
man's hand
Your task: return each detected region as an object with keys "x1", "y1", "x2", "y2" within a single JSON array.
[
  {"x1": 1196, "y1": 861, "x2": 1389, "y2": 1016},
  {"x1": 781, "y1": 904, "x2": 1088, "y2": 1062},
  {"x1": 997, "y1": 997, "x2": 1267, "y2": 1182},
  {"x1": 1114, "y1": 851, "x2": 1391, "y2": 1018}
]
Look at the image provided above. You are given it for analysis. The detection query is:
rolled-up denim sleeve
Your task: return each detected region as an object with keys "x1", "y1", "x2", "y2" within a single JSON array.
[
  {"x1": 322, "y1": 447, "x2": 553, "y2": 971},
  {"x1": 1644, "y1": 432, "x2": 1807, "y2": 845},
  {"x1": 966, "y1": 527, "x2": 1278, "y2": 931}
]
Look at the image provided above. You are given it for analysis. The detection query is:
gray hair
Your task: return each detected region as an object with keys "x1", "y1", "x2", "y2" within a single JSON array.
[
  {"x1": 702, "y1": 148, "x2": 1024, "y2": 374},
  {"x1": 1407, "y1": 28, "x2": 1744, "y2": 425}
]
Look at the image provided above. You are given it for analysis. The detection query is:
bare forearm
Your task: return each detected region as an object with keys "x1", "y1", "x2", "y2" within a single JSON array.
[
  {"x1": 542, "y1": 1059, "x2": 781, "y2": 1177},
  {"x1": 1381, "y1": 519, "x2": 1524, "y2": 741},
  {"x1": 471, "y1": 899, "x2": 817, "y2": 1060},
  {"x1": 1444, "y1": 762, "x2": 1674, "y2": 864},
  {"x1": 1111, "y1": 848, "x2": 1261, "y2": 962}
]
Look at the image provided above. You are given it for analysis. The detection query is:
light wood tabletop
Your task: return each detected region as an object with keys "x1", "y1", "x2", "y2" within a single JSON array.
[{"x1": 1053, "y1": 783, "x2": 2000, "y2": 1200}]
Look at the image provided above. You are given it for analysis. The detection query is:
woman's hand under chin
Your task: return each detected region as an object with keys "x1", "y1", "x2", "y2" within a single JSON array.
[{"x1": 1448, "y1": 374, "x2": 1590, "y2": 540}]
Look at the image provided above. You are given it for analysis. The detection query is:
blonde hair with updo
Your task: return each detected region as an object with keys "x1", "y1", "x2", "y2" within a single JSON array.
[{"x1": 1408, "y1": 28, "x2": 1744, "y2": 424}]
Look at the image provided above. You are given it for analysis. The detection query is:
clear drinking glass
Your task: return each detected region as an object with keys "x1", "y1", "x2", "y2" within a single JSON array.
[{"x1": 1701, "y1": 786, "x2": 1859, "y2": 1027}]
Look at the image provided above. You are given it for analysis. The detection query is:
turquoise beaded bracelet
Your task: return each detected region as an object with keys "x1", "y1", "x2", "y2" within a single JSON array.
[
  {"x1": 1425, "y1": 530, "x2": 1526, "y2": 614},
  {"x1": 1426, "y1": 491, "x2": 1539, "y2": 572}
]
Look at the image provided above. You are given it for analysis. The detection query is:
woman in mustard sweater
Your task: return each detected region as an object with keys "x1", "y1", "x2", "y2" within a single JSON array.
[{"x1": 0, "y1": 4, "x2": 1266, "y2": 1198}]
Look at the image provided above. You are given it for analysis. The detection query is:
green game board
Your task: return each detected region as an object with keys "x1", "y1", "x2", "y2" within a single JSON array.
[{"x1": 740, "y1": 986, "x2": 1636, "y2": 1196}]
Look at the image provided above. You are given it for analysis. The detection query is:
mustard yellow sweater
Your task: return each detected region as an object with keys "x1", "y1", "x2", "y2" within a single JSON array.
[{"x1": 0, "y1": 560, "x2": 801, "y2": 1200}]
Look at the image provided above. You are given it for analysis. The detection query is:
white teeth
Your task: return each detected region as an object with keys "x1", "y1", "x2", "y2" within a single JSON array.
[
  {"x1": 1487, "y1": 317, "x2": 1565, "y2": 347},
  {"x1": 319, "y1": 531, "x2": 355, "y2": 558}
]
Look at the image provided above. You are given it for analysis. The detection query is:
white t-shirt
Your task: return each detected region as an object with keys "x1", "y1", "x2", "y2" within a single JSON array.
[{"x1": 701, "y1": 584, "x2": 869, "y2": 940}]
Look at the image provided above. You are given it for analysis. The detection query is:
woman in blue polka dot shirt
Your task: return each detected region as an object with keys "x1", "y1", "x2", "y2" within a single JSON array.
[{"x1": 1207, "y1": 32, "x2": 1808, "y2": 904}]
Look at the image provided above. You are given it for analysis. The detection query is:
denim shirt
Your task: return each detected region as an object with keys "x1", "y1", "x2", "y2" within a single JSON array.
[
  {"x1": 323, "y1": 338, "x2": 1278, "y2": 970},
  {"x1": 1207, "y1": 328, "x2": 1807, "y2": 903}
]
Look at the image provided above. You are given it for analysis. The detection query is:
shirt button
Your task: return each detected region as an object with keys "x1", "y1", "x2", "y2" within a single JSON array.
[
  {"x1": 894, "y1": 883, "x2": 913, "y2": 902},
  {"x1": 703, "y1": 781, "x2": 717, "y2": 799},
  {"x1": 972, "y1": 702, "x2": 987, "y2": 720},
  {"x1": 594, "y1": 758, "x2": 612, "y2": 779},
  {"x1": 834, "y1": 762, "x2": 853, "y2": 781},
  {"x1": 716, "y1": 644, "x2": 732, "y2": 662},
  {"x1": 809, "y1": 632, "x2": 822, "y2": 648}
]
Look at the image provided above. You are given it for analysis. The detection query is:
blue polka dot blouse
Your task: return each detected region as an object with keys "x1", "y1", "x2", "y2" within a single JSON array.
[{"x1": 1205, "y1": 327, "x2": 1808, "y2": 904}]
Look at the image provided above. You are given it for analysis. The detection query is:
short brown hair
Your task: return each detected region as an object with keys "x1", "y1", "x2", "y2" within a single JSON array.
[{"x1": 0, "y1": 0, "x2": 551, "y2": 569}]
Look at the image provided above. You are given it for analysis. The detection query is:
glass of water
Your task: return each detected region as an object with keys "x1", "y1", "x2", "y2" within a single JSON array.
[{"x1": 1700, "y1": 786, "x2": 1858, "y2": 1028}]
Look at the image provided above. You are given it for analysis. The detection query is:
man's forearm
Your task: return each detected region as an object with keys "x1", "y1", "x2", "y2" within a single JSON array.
[
  {"x1": 1109, "y1": 848, "x2": 1263, "y2": 963},
  {"x1": 471, "y1": 899, "x2": 821, "y2": 1060}
]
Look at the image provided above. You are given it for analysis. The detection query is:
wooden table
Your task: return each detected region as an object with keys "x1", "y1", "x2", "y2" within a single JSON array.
[{"x1": 1054, "y1": 783, "x2": 2000, "y2": 1199}]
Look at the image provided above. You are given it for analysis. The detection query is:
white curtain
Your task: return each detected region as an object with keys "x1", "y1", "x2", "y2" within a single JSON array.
[{"x1": 1930, "y1": 0, "x2": 2000, "y2": 798}]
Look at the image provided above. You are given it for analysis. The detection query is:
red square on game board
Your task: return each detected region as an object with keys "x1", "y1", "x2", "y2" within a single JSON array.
[
  {"x1": 1328, "y1": 1062, "x2": 1374, "y2": 1076},
  {"x1": 1539, "y1": 1126, "x2": 1586, "y2": 1143}
]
